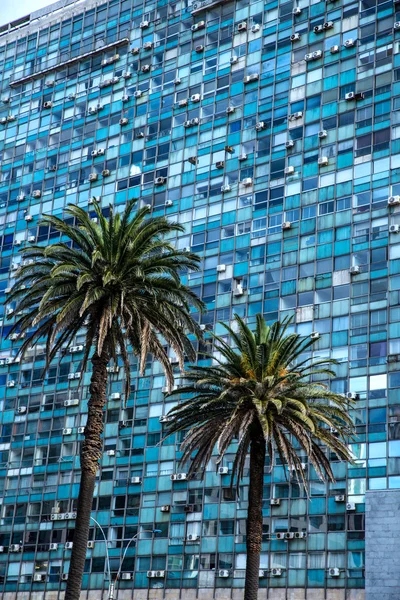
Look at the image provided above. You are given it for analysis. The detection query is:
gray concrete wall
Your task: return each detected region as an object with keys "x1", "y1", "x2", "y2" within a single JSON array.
[{"x1": 365, "y1": 489, "x2": 400, "y2": 600}]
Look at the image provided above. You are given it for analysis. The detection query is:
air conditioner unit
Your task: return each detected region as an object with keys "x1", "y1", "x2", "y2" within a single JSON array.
[
  {"x1": 102, "y1": 169, "x2": 110, "y2": 177},
  {"x1": 346, "y1": 502, "x2": 356, "y2": 511},
  {"x1": 230, "y1": 56, "x2": 239, "y2": 64},
  {"x1": 318, "y1": 130, "x2": 328, "y2": 139},
  {"x1": 191, "y1": 117, "x2": 199, "y2": 125},
  {"x1": 87, "y1": 541, "x2": 95, "y2": 549},
  {"x1": 33, "y1": 190, "x2": 42, "y2": 198},
  {"x1": 178, "y1": 99, "x2": 188, "y2": 107},
  {"x1": 288, "y1": 462, "x2": 306, "y2": 471},
  {"x1": 290, "y1": 33, "x2": 301, "y2": 42},
  {"x1": 10, "y1": 544, "x2": 21, "y2": 552},
  {"x1": 17, "y1": 194, "x2": 25, "y2": 201},
  {"x1": 324, "y1": 21, "x2": 334, "y2": 29},
  {"x1": 130, "y1": 476, "x2": 142, "y2": 484},
  {"x1": 28, "y1": 235, "x2": 36, "y2": 242},
  {"x1": 289, "y1": 111, "x2": 303, "y2": 120},
  {"x1": 195, "y1": 45, "x2": 204, "y2": 53},
  {"x1": 347, "y1": 392, "x2": 359, "y2": 400},
  {"x1": 304, "y1": 53, "x2": 313, "y2": 61},
  {"x1": 191, "y1": 94, "x2": 201, "y2": 102},
  {"x1": 141, "y1": 65, "x2": 151, "y2": 72},
  {"x1": 390, "y1": 225, "x2": 400, "y2": 233},
  {"x1": 7, "y1": 381, "x2": 15, "y2": 388},
  {"x1": 63, "y1": 428, "x2": 72, "y2": 435},
  {"x1": 65, "y1": 542, "x2": 73, "y2": 549},
  {"x1": 218, "y1": 466, "x2": 229, "y2": 474},
  {"x1": 255, "y1": 121, "x2": 265, "y2": 131},
  {"x1": 7, "y1": 115, "x2": 16, "y2": 121},
  {"x1": 285, "y1": 140, "x2": 295, "y2": 149},
  {"x1": 389, "y1": 196, "x2": 400, "y2": 205},
  {"x1": 161, "y1": 505, "x2": 170, "y2": 512},
  {"x1": 330, "y1": 45, "x2": 340, "y2": 53},
  {"x1": 77, "y1": 426, "x2": 85, "y2": 434},
  {"x1": 292, "y1": 7, "x2": 302, "y2": 15},
  {"x1": 147, "y1": 570, "x2": 165, "y2": 578},
  {"x1": 216, "y1": 264, "x2": 226, "y2": 273},
  {"x1": 34, "y1": 573, "x2": 46, "y2": 582},
  {"x1": 143, "y1": 42, "x2": 153, "y2": 50},
  {"x1": 155, "y1": 176, "x2": 166, "y2": 185},
  {"x1": 106, "y1": 450, "x2": 116, "y2": 457},
  {"x1": 174, "y1": 78, "x2": 182, "y2": 85},
  {"x1": 121, "y1": 572, "x2": 132, "y2": 580},
  {"x1": 270, "y1": 498, "x2": 281, "y2": 506},
  {"x1": 133, "y1": 91, "x2": 143, "y2": 100},
  {"x1": 226, "y1": 106, "x2": 235, "y2": 114},
  {"x1": 165, "y1": 200, "x2": 173, "y2": 207},
  {"x1": 221, "y1": 185, "x2": 231, "y2": 193},
  {"x1": 119, "y1": 118, "x2": 129, "y2": 125},
  {"x1": 271, "y1": 568, "x2": 282, "y2": 577},
  {"x1": 349, "y1": 265, "x2": 360, "y2": 275},
  {"x1": 311, "y1": 332, "x2": 320, "y2": 340},
  {"x1": 50, "y1": 543, "x2": 59, "y2": 550},
  {"x1": 188, "y1": 156, "x2": 198, "y2": 165},
  {"x1": 140, "y1": 21, "x2": 150, "y2": 28},
  {"x1": 89, "y1": 173, "x2": 98, "y2": 182},
  {"x1": 314, "y1": 25, "x2": 324, "y2": 33},
  {"x1": 329, "y1": 567, "x2": 340, "y2": 577},
  {"x1": 61, "y1": 573, "x2": 69, "y2": 580},
  {"x1": 43, "y1": 101, "x2": 53, "y2": 109},
  {"x1": 187, "y1": 534, "x2": 199, "y2": 541},
  {"x1": 238, "y1": 153, "x2": 248, "y2": 161},
  {"x1": 218, "y1": 569, "x2": 230, "y2": 578},
  {"x1": 344, "y1": 39, "x2": 356, "y2": 48},
  {"x1": 318, "y1": 156, "x2": 329, "y2": 166},
  {"x1": 285, "y1": 166, "x2": 295, "y2": 175},
  {"x1": 241, "y1": 177, "x2": 253, "y2": 186},
  {"x1": 295, "y1": 532, "x2": 307, "y2": 539},
  {"x1": 395, "y1": 21, "x2": 400, "y2": 30},
  {"x1": 131, "y1": 47, "x2": 140, "y2": 54},
  {"x1": 285, "y1": 532, "x2": 295, "y2": 539},
  {"x1": 244, "y1": 73, "x2": 259, "y2": 83},
  {"x1": 122, "y1": 71, "x2": 132, "y2": 79},
  {"x1": 191, "y1": 21, "x2": 205, "y2": 31},
  {"x1": 64, "y1": 399, "x2": 79, "y2": 407},
  {"x1": 282, "y1": 221, "x2": 291, "y2": 230},
  {"x1": 69, "y1": 345, "x2": 83, "y2": 353},
  {"x1": 335, "y1": 495, "x2": 345, "y2": 502},
  {"x1": 17, "y1": 407, "x2": 27, "y2": 414},
  {"x1": 170, "y1": 473, "x2": 187, "y2": 481},
  {"x1": 216, "y1": 161, "x2": 224, "y2": 169},
  {"x1": 225, "y1": 145, "x2": 234, "y2": 153},
  {"x1": 67, "y1": 373, "x2": 75, "y2": 380},
  {"x1": 251, "y1": 24, "x2": 261, "y2": 33},
  {"x1": 9, "y1": 333, "x2": 18, "y2": 341}
]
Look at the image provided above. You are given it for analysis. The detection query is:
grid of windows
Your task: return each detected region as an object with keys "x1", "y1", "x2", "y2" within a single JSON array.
[{"x1": 0, "y1": 0, "x2": 399, "y2": 595}]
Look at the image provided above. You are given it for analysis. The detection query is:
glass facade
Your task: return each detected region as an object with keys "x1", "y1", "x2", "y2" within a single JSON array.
[{"x1": 0, "y1": 0, "x2": 398, "y2": 596}]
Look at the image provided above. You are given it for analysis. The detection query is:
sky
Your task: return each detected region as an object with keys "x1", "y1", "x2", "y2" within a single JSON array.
[{"x1": 2, "y1": 0, "x2": 55, "y2": 26}]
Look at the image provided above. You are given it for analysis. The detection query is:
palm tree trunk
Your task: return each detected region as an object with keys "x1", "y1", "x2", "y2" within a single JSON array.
[
  {"x1": 65, "y1": 350, "x2": 110, "y2": 600},
  {"x1": 244, "y1": 434, "x2": 266, "y2": 600}
]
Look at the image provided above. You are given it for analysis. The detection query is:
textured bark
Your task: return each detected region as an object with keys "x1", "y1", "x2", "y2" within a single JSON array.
[
  {"x1": 244, "y1": 434, "x2": 266, "y2": 600},
  {"x1": 65, "y1": 350, "x2": 109, "y2": 600}
]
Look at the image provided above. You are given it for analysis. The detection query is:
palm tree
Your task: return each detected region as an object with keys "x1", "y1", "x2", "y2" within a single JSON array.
[
  {"x1": 7, "y1": 199, "x2": 204, "y2": 600},
  {"x1": 164, "y1": 314, "x2": 354, "y2": 600}
]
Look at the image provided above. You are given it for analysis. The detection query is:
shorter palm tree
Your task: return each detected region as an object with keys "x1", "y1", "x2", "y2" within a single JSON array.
[{"x1": 164, "y1": 315, "x2": 354, "y2": 600}]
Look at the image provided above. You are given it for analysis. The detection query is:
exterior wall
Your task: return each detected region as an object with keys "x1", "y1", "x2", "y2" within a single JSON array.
[{"x1": 365, "y1": 490, "x2": 400, "y2": 600}]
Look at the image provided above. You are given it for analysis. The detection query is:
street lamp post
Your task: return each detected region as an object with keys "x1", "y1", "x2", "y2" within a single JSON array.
[{"x1": 89, "y1": 517, "x2": 113, "y2": 598}]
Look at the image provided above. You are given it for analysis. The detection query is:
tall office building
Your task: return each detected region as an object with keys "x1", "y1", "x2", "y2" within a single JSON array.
[{"x1": 0, "y1": 0, "x2": 399, "y2": 597}]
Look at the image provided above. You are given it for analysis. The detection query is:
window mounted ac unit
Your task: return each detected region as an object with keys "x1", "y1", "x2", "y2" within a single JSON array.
[
  {"x1": 130, "y1": 476, "x2": 142, "y2": 484},
  {"x1": 271, "y1": 568, "x2": 282, "y2": 577},
  {"x1": 329, "y1": 567, "x2": 340, "y2": 577},
  {"x1": 314, "y1": 25, "x2": 324, "y2": 33},
  {"x1": 33, "y1": 190, "x2": 41, "y2": 198},
  {"x1": 10, "y1": 544, "x2": 21, "y2": 552},
  {"x1": 324, "y1": 21, "x2": 334, "y2": 29},
  {"x1": 147, "y1": 570, "x2": 165, "y2": 578},
  {"x1": 2, "y1": 96, "x2": 10, "y2": 103},
  {"x1": 292, "y1": 7, "x2": 302, "y2": 15},
  {"x1": 241, "y1": 178, "x2": 253, "y2": 186},
  {"x1": 295, "y1": 532, "x2": 307, "y2": 539},
  {"x1": 107, "y1": 366, "x2": 119, "y2": 373},
  {"x1": 188, "y1": 156, "x2": 198, "y2": 165},
  {"x1": 7, "y1": 381, "x2": 15, "y2": 388},
  {"x1": 34, "y1": 573, "x2": 46, "y2": 582},
  {"x1": 178, "y1": 99, "x2": 188, "y2": 107},
  {"x1": 335, "y1": 495, "x2": 345, "y2": 502},
  {"x1": 289, "y1": 111, "x2": 303, "y2": 120},
  {"x1": 282, "y1": 222, "x2": 291, "y2": 230},
  {"x1": 78, "y1": 426, "x2": 86, "y2": 434},
  {"x1": 43, "y1": 101, "x2": 53, "y2": 109},
  {"x1": 87, "y1": 541, "x2": 95, "y2": 549},
  {"x1": 65, "y1": 542, "x2": 73, "y2": 549},
  {"x1": 226, "y1": 106, "x2": 235, "y2": 114},
  {"x1": 119, "y1": 117, "x2": 129, "y2": 125},
  {"x1": 191, "y1": 94, "x2": 201, "y2": 102},
  {"x1": 121, "y1": 573, "x2": 132, "y2": 580},
  {"x1": 284, "y1": 532, "x2": 295, "y2": 539},
  {"x1": 216, "y1": 264, "x2": 226, "y2": 272},
  {"x1": 286, "y1": 140, "x2": 295, "y2": 149},
  {"x1": 346, "y1": 502, "x2": 356, "y2": 511},
  {"x1": 344, "y1": 39, "x2": 355, "y2": 48},
  {"x1": 221, "y1": 184, "x2": 231, "y2": 193},
  {"x1": 131, "y1": 47, "x2": 140, "y2": 54},
  {"x1": 191, "y1": 21, "x2": 205, "y2": 31},
  {"x1": 304, "y1": 53, "x2": 313, "y2": 61},
  {"x1": 155, "y1": 176, "x2": 166, "y2": 185},
  {"x1": 165, "y1": 200, "x2": 173, "y2": 207},
  {"x1": 106, "y1": 450, "x2": 116, "y2": 456},
  {"x1": 237, "y1": 22, "x2": 247, "y2": 32},
  {"x1": 195, "y1": 45, "x2": 204, "y2": 53},
  {"x1": 17, "y1": 194, "x2": 25, "y2": 201},
  {"x1": 28, "y1": 235, "x2": 36, "y2": 242},
  {"x1": 288, "y1": 462, "x2": 306, "y2": 471},
  {"x1": 161, "y1": 505, "x2": 170, "y2": 512},
  {"x1": 349, "y1": 265, "x2": 360, "y2": 275},
  {"x1": 0, "y1": 118, "x2": 7, "y2": 124},
  {"x1": 270, "y1": 498, "x2": 281, "y2": 506},
  {"x1": 234, "y1": 284, "x2": 244, "y2": 297},
  {"x1": 7, "y1": 115, "x2": 16, "y2": 121},
  {"x1": 89, "y1": 173, "x2": 98, "y2": 182},
  {"x1": 9, "y1": 333, "x2": 18, "y2": 341},
  {"x1": 102, "y1": 169, "x2": 110, "y2": 177},
  {"x1": 191, "y1": 117, "x2": 199, "y2": 125},
  {"x1": 390, "y1": 224, "x2": 400, "y2": 233},
  {"x1": 290, "y1": 33, "x2": 301, "y2": 42},
  {"x1": 174, "y1": 78, "x2": 181, "y2": 85},
  {"x1": 216, "y1": 161, "x2": 224, "y2": 169},
  {"x1": 230, "y1": 56, "x2": 238, "y2": 64},
  {"x1": 218, "y1": 569, "x2": 230, "y2": 577},
  {"x1": 238, "y1": 153, "x2": 247, "y2": 161},
  {"x1": 318, "y1": 130, "x2": 328, "y2": 139},
  {"x1": 17, "y1": 407, "x2": 27, "y2": 414},
  {"x1": 63, "y1": 428, "x2": 72, "y2": 435},
  {"x1": 225, "y1": 145, "x2": 234, "y2": 153},
  {"x1": 121, "y1": 95, "x2": 129, "y2": 103},
  {"x1": 61, "y1": 573, "x2": 69, "y2": 580},
  {"x1": 122, "y1": 71, "x2": 132, "y2": 79},
  {"x1": 49, "y1": 543, "x2": 58, "y2": 550},
  {"x1": 187, "y1": 534, "x2": 199, "y2": 541},
  {"x1": 70, "y1": 345, "x2": 83, "y2": 353},
  {"x1": 64, "y1": 399, "x2": 79, "y2": 407},
  {"x1": 244, "y1": 73, "x2": 259, "y2": 83},
  {"x1": 285, "y1": 166, "x2": 295, "y2": 175},
  {"x1": 347, "y1": 392, "x2": 359, "y2": 400},
  {"x1": 389, "y1": 196, "x2": 400, "y2": 205},
  {"x1": 318, "y1": 156, "x2": 329, "y2": 166},
  {"x1": 141, "y1": 65, "x2": 151, "y2": 72},
  {"x1": 140, "y1": 21, "x2": 150, "y2": 28},
  {"x1": 255, "y1": 121, "x2": 265, "y2": 131},
  {"x1": 170, "y1": 473, "x2": 187, "y2": 481},
  {"x1": 251, "y1": 24, "x2": 260, "y2": 33},
  {"x1": 218, "y1": 466, "x2": 229, "y2": 474},
  {"x1": 395, "y1": 21, "x2": 400, "y2": 30},
  {"x1": 143, "y1": 42, "x2": 153, "y2": 50},
  {"x1": 310, "y1": 332, "x2": 320, "y2": 340}
]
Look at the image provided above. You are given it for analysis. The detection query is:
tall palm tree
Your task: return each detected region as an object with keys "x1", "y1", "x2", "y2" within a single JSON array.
[
  {"x1": 164, "y1": 315, "x2": 354, "y2": 600},
  {"x1": 7, "y1": 199, "x2": 204, "y2": 600}
]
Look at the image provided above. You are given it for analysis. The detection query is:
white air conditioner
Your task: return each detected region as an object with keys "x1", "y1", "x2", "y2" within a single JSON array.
[
  {"x1": 9, "y1": 333, "x2": 18, "y2": 341},
  {"x1": 170, "y1": 473, "x2": 187, "y2": 481},
  {"x1": 64, "y1": 399, "x2": 79, "y2": 407},
  {"x1": 195, "y1": 45, "x2": 204, "y2": 53},
  {"x1": 106, "y1": 450, "x2": 116, "y2": 457},
  {"x1": 282, "y1": 222, "x2": 291, "y2": 230},
  {"x1": 191, "y1": 118, "x2": 200, "y2": 125},
  {"x1": 344, "y1": 39, "x2": 355, "y2": 48},
  {"x1": 349, "y1": 265, "x2": 360, "y2": 275},
  {"x1": 187, "y1": 534, "x2": 199, "y2": 541},
  {"x1": 330, "y1": 45, "x2": 340, "y2": 53},
  {"x1": 241, "y1": 178, "x2": 253, "y2": 186},
  {"x1": 89, "y1": 173, "x2": 98, "y2": 182},
  {"x1": 178, "y1": 99, "x2": 188, "y2": 107},
  {"x1": 174, "y1": 78, "x2": 181, "y2": 84},
  {"x1": 107, "y1": 366, "x2": 120, "y2": 373},
  {"x1": 324, "y1": 20, "x2": 334, "y2": 29},
  {"x1": 34, "y1": 573, "x2": 46, "y2": 582},
  {"x1": 390, "y1": 225, "x2": 400, "y2": 233},
  {"x1": 133, "y1": 91, "x2": 143, "y2": 100},
  {"x1": 237, "y1": 22, "x2": 247, "y2": 32},
  {"x1": 51, "y1": 506, "x2": 60, "y2": 515},
  {"x1": 43, "y1": 101, "x2": 53, "y2": 109},
  {"x1": 290, "y1": 33, "x2": 301, "y2": 42},
  {"x1": 155, "y1": 176, "x2": 166, "y2": 185},
  {"x1": 122, "y1": 71, "x2": 132, "y2": 79},
  {"x1": 318, "y1": 156, "x2": 329, "y2": 166},
  {"x1": 271, "y1": 568, "x2": 282, "y2": 577},
  {"x1": 87, "y1": 541, "x2": 95, "y2": 549},
  {"x1": 78, "y1": 427, "x2": 86, "y2": 434},
  {"x1": 191, "y1": 94, "x2": 201, "y2": 102},
  {"x1": 140, "y1": 21, "x2": 150, "y2": 28},
  {"x1": 10, "y1": 544, "x2": 21, "y2": 552},
  {"x1": 218, "y1": 466, "x2": 229, "y2": 474},
  {"x1": 311, "y1": 332, "x2": 320, "y2": 340},
  {"x1": 65, "y1": 542, "x2": 73, "y2": 549},
  {"x1": 314, "y1": 25, "x2": 324, "y2": 33},
  {"x1": 67, "y1": 374, "x2": 75, "y2": 380},
  {"x1": 143, "y1": 42, "x2": 153, "y2": 50},
  {"x1": 285, "y1": 140, "x2": 295, "y2": 149},
  {"x1": 50, "y1": 543, "x2": 58, "y2": 550},
  {"x1": 165, "y1": 200, "x2": 173, "y2": 207},
  {"x1": 119, "y1": 118, "x2": 129, "y2": 125},
  {"x1": 234, "y1": 284, "x2": 244, "y2": 297},
  {"x1": 121, "y1": 573, "x2": 132, "y2": 580},
  {"x1": 289, "y1": 111, "x2": 303, "y2": 120},
  {"x1": 318, "y1": 130, "x2": 328, "y2": 139},
  {"x1": 221, "y1": 185, "x2": 231, "y2": 193},
  {"x1": 216, "y1": 264, "x2": 226, "y2": 273},
  {"x1": 347, "y1": 392, "x2": 359, "y2": 399},
  {"x1": 7, "y1": 381, "x2": 15, "y2": 388},
  {"x1": 284, "y1": 532, "x2": 295, "y2": 539},
  {"x1": 255, "y1": 121, "x2": 265, "y2": 131},
  {"x1": 251, "y1": 24, "x2": 260, "y2": 33},
  {"x1": 7, "y1": 115, "x2": 16, "y2": 122},
  {"x1": 191, "y1": 21, "x2": 205, "y2": 31},
  {"x1": 230, "y1": 56, "x2": 238, "y2": 64},
  {"x1": 216, "y1": 161, "x2": 224, "y2": 169},
  {"x1": 61, "y1": 573, "x2": 69, "y2": 580},
  {"x1": 226, "y1": 106, "x2": 235, "y2": 114},
  {"x1": 346, "y1": 502, "x2": 356, "y2": 511},
  {"x1": 161, "y1": 505, "x2": 170, "y2": 512},
  {"x1": 270, "y1": 498, "x2": 281, "y2": 506},
  {"x1": 218, "y1": 570, "x2": 230, "y2": 578},
  {"x1": 63, "y1": 428, "x2": 72, "y2": 435},
  {"x1": 395, "y1": 21, "x2": 400, "y2": 30},
  {"x1": 285, "y1": 166, "x2": 295, "y2": 175},
  {"x1": 295, "y1": 532, "x2": 307, "y2": 539},
  {"x1": 130, "y1": 477, "x2": 142, "y2": 484},
  {"x1": 102, "y1": 169, "x2": 110, "y2": 177},
  {"x1": 335, "y1": 495, "x2": 345, "y2": 502},
  {"x1": 17, "y1": 407, "x2": 27, "y2": 414},
  {"x1": 147, "y1": 570, "x2": 165, "y2": 578},
  {"x1": 244, "y1": 73, "x2": 259, "y2": 83},
  {"x1": 110, "y1": 392, "x2": 121, "y2": 400},
  {"x1": 238, "y1": 153, "x2": 248, "y2": 161},
  {"x1": 69, "y1": 345, "x2": 83, "y2": 353},
  {"x1": 292, "y1": 7, "x2": 302, "y2": 15},
  {"x1": 131, "y1": 47, "x2": 140, "y2": 54},
  {"x1": 33, "y1": 190, "x2": 41, "y2": 198},
  {"x1": 388, "y1": 196, "x2": 400, "y2": 205},
  {"x1": 17, "y1": 194, "x2": 25, "y2": 201},
  {"x1": 329, "y1": 567, "x2": 340, "y2": 577},
  {"x1": 141, "y1": 65, "x2": 151, "y2": 72}
]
